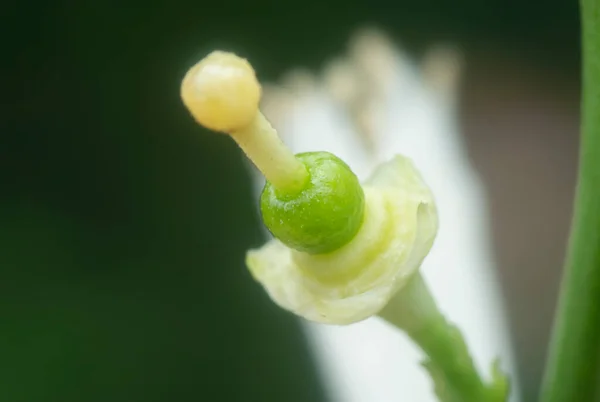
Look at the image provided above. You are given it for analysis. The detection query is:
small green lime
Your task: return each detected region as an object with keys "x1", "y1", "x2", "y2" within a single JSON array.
[{"x1": 260, "y1": 151, "x2": 365, "y2": 254}]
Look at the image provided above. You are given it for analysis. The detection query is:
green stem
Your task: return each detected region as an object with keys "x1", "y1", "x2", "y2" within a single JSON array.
[
  {"x1": 539, "y1": 1, "x2": 600, "y2": 401},
  {"x1": 379, "y1": 273, "x2": 508, "y2": 402}
]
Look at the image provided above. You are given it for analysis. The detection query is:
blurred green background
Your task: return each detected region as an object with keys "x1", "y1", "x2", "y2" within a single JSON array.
[{"x1": 3, "y1": 0, "x2": 579, "y2": 401}]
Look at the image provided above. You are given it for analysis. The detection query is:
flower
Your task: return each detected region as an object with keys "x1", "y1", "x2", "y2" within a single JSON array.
[
  {"x1": 179, "y1": 34, "x2": 517, "y2": 401},
  {"x1": 247, "y1": 154, "x2": 438, "y2": 324},
  {"x1": 251, "y1": 27, "x2": 519, "y2": 401}
]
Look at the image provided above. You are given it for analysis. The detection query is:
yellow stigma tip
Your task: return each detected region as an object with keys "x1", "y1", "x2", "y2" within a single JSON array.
[{"x1": 181, "y1": 51, "x2": 261, "y2": 133}]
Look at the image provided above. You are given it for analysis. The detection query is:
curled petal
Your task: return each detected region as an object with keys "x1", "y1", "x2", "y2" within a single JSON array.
[{"x1": 246, "y1": 155, "x2": 438, "y2": 324}]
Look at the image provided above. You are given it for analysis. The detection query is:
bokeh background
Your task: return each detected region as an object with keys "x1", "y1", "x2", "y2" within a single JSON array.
[{"x1": 3, "y1": 0, "x2": 580, "y2": 401}]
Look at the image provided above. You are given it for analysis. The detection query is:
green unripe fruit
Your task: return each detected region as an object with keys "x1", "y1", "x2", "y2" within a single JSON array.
[{"x1": 260, "y1": 151, "x2": 365, "y2": 254}]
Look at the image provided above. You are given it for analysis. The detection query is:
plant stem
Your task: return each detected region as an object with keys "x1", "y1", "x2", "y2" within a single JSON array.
[
  {"x1": 539, "y1": 1, "x2": 600, "y2": 400},
  {"x1": 379, "y1": 273, "x2": 508, "y2": 402}
]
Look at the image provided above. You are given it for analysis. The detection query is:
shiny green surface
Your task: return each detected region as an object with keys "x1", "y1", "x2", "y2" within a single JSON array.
[{"x1": 260, "y1": 152, "x2": 364, "y2": 254}]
